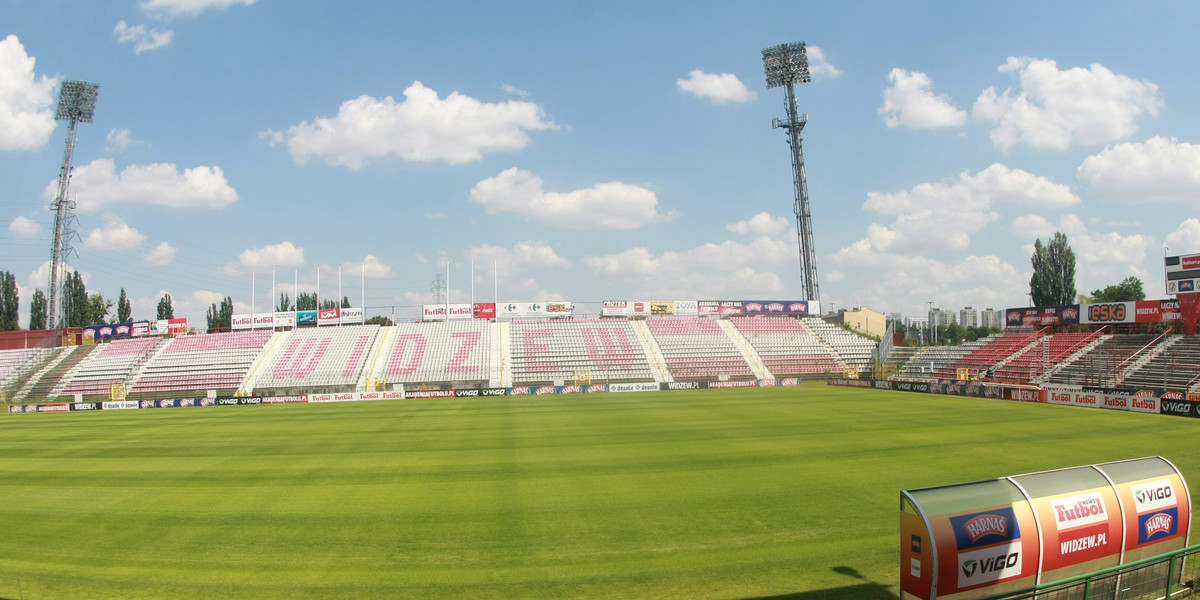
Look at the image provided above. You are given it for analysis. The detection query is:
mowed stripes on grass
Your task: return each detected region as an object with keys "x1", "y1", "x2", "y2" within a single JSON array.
[{"x1": 1, "y1": 386, "x2": 1196, "y2": 600}]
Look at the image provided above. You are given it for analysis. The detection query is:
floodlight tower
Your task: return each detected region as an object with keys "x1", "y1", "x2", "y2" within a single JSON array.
[
  {"x1": 762, "y1": 42, "x2": 820, "y2": 304},
  {"x1": 47, "y1": 80, "x2": 99, "y2": 329}
]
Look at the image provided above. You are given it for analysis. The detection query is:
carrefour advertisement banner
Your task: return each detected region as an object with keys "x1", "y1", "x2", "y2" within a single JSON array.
[{"x1": 498, "y1": 302, "x2": 574, "y2": 318}]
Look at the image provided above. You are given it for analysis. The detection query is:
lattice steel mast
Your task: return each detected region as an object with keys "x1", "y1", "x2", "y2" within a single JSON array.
[
  {"x1": 47, "y1": 80, "x2": 99, "y2": 328},
  {"x1": 762, "y1": 42, "x2": 820, "y2": 304}
]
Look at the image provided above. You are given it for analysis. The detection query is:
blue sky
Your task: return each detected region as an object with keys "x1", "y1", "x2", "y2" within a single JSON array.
[{"x1": 3, "y1": 0, "x2": 1199, "y2": 326}]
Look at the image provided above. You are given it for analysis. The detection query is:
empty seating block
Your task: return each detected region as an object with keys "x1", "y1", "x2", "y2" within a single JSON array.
[
  {"x1": 262, "y1": 325, "x2": 381, "y2": 389},
  {"x1": 58, "y1": 336, "x2": 163, "y2": 397},
  {"x1": 0, "y1": 347, "x2": 43, "y2": 384},
  {"x1": 646, "y1": 317, "x2": 752, "y2": 380},
  {"x1": 1120, "y1": 336, "x2": 1200, "y2": 391},
  {"x1": 508, "y1": 319, "x2": 653, "y2": 384},
  {"x1": 992, "y1": 331, "x2": 1101, "y2": 382},
  {"x1": 369, "y1": 321, "x2": 492, "y2": 385},
  {"x1": 802, "y1": 317, "x2": 877, "y2": 375},
  {"x1": 130, "y1": 329, "x2": 275, "y2": 394},
  {"x1": 730, "y1": 317, "x2": 842, "y2": 376}
]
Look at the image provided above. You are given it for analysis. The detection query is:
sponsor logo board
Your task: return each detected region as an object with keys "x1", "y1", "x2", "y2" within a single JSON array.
[
  {"x1": 1138, "y1": 508, "x2": 1178, "y2": 544},
  {"x1": 951, "y1": 507, "x2": 1021, "y2": 550},
  {"x1": 609, "y1": 382, "x2": 659, "y2": 393},
  {"x1": 405, "y1": 390, "x2": 455, "y2": 399},
  {"x1": 1130, "y1": 479, "x2": 1176, "y2": 512},
  {"x1": 1050, "y1": 492, "x2": 1108, "y2": 529},
  {"x1": 958, "y1": 543, "x2": 1023, "y2": 589}
]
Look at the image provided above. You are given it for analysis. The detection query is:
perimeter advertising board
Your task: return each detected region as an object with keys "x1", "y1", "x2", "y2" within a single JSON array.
[
  {"x1": 498, "y1": 302, "x2": 575, "y2": 318},
  {"x1": 423, "y1": 304, "x2": 472, "y2": 320},
  {"x1": 900, "y1": 457, "x2": 1190, "y2": 600}
]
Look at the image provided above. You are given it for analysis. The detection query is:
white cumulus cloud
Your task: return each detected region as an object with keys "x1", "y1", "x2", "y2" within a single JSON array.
[
  {"x1": 8, "y1": 215, "x2": 42, "y2": 238},
  {"x1": 973, "y1": 57, "x2": 1162, "y2": 152},
  {"x1": 878, "y1": 68, "x2": 967, "y2": 129},
  {"x1": 84, "y1": 216, "x2": 146, "y2": 251},
  {"x1": 676, "y1": 70, "x2": 757, "y2": 104},
  {"x1": 222, "y1": 241, "x2": 305, "y2": 275},
  {"x1": 113, "y1": 21, "x2": 173, "y2": 54},
  {"x1": 1166, "y1": 219, "x2": 1200, "y2": 255},
  {"x1": 470, "y1": 167, "x2": 674, "y2": 229},
  {"x1": 145, "y1": 241, "x2": 177, "y2": 266},
  {"x1": 827, "y1": 241, "x2": 1027, "y2": 316},
  {"x1": 45, "y1": 158, "x2": 238, "y2": 211},
  {"x1": 861, "y1": 164, "x2": 1079, "y2": 251},
  {"x1": 1010, "y1": 214, "x2": 1151, "y2": 289},
  {"x1": 1077, "y1": 137, "x2": 1200, "y2": 205},
  {"x1": 341, "y1": 255, "x2": 396, "y2": 279},
  {"x1": 806, "y1": 46, "x2": 841, "y2": 79},
  {"x1": 140, "y1": 0, "x2": 255, "y2": 19},
  {"x1": 279, "y1": 81, "x2": 556, "y2": 169},
  {"x1": 0, "y1": 35, "x2": 58, "y2": 151},
  {"x1": 582, "y1": 213, "x2": 793, "y2": 298},
  {"x1": 105, "y1": 128, "x2": 144, "y2": 153}
]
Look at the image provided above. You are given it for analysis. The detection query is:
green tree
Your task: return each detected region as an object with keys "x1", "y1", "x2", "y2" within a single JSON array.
[
  {"x1": 62, "y1": 271, "x2": 94, "y2": 327},
  {"x1": 206, "y1": 296, "x2": 234, "y2": 333},
  {"x1": 117, "y1": 288, "x2": 132, "y2": 323},
  {"x1": 1030, "y1": 231, "x2": 1076, "y2": 307},
  {"x1": 29, "y1": 289, "x2": 46, "y2": 330},
  {"x1": 157, "y1": 293, "x2": 174, "y2": 319},
  {"x1": 1088, "y1": 276, "x2": 1146, "y2": 303},
  {"x1": 0, "y1": 271, "x2": 18, "y2": 331},
  {"x1": 87, "y1": 293, "x2": 113, "y2": 325},
  {"x1": 364, "y1": 315, "x2": 393, "y2": 326},
  {"x1": 296, "y1": 292, "x2": 316, "y2": 311},
  {"x1": 276, "y1": 292, "x2": 293, "y2": 312}
]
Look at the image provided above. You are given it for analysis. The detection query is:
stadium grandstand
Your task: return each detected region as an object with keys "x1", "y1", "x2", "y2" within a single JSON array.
[{"x1": 2, "y1": 293, "x2": 1200, "y2": 403}]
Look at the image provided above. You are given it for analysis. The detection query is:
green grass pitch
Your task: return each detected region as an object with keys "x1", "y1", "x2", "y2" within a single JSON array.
[{"x1": 1, "y1": 385, "x2": 1196, "y2": 599}]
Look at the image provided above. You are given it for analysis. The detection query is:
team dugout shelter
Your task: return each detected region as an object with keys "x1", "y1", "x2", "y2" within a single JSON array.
[{"x1": 900, "y1": 456, "x2": 1190, "y2": 599}]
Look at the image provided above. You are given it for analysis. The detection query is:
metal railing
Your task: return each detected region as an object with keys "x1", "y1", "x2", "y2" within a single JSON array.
[{"x1": 976, "y1": 543, "x2": 1200, "y2": 600}]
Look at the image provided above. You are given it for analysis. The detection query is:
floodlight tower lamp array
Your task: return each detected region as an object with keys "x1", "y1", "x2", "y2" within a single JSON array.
[
  {"x1": 762, "y1": 42, "x2": 820, "y2": 305},
  {"x1": 47, "y1": 80, "x2": 99, "y2": 329}
]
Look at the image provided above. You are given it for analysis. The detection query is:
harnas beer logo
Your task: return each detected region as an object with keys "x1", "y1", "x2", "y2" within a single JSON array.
[
  {"x1": 951, "y1": 507, "x2": 1020, "y2": 550},
  {"x1": 1137, "y1": 507, "x2": 1178, "y2": 544},
  {"x1": 1051, "y1": 492, "x2": 1108, "y2": 529}
]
